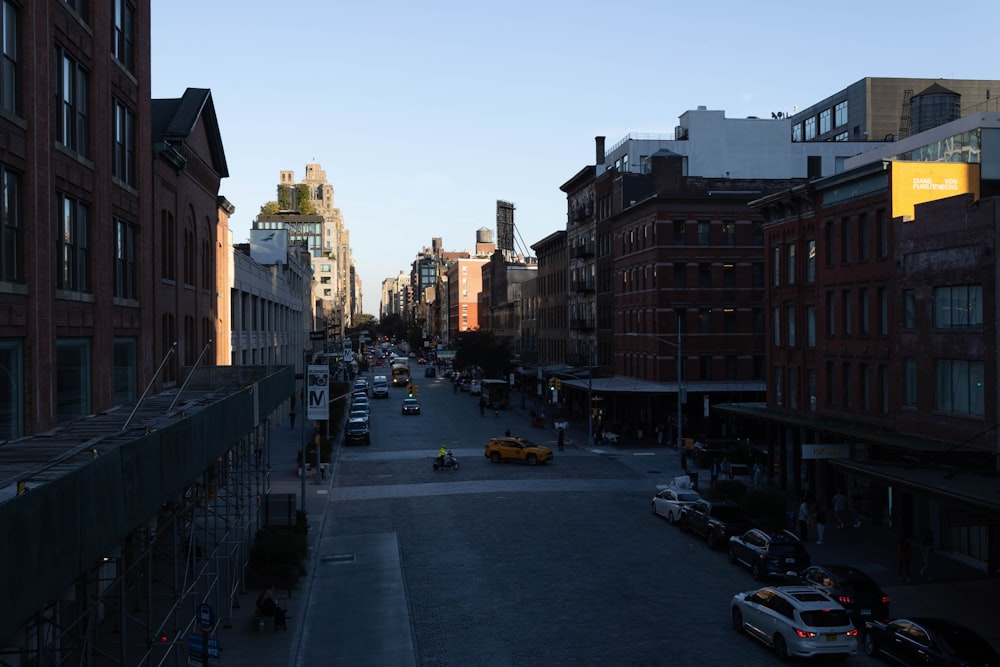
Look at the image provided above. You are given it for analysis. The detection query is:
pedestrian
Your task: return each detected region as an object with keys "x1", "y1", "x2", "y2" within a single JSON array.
[
  {"x1": 505, "y1": 427, "x2": 511, "y2": 437},
  {"x1": 557, "y1": 428, "x2": 565, "y2": 451},
  {"x1": 814, "y1": 503, "x2": 826, "y2": 544},
  {"x1": 680, "y1": 448, "x2": 688, "y2": 472},
  {"x1": 656, "y1": 423, "x2": 664, "y2": 446},
  {"x1": 833, "y1": 489, "x2": 848, "y2": 528},
  {"x1": 709, "y1": 458, "x2": 720, "y2": 487},
  {"x1": 798, "y1": 497, "x2": 810, "y2": 542},
  {"x1": 751, "y1": 461, "x2": 763, "y2": 489},
  {"x1": 919, "y1": 530, "x2": 934, "y2": 579},
  {"x1": 897, "y1": 536, "x2": 912, "y2": 582},
  {"x1": 721, "y1": 457, "x2": 733, "y2": 480}
]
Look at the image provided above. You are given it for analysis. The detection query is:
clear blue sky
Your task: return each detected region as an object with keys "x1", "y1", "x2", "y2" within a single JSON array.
[{"x1": 151, "y1": 1, "x2": 994, "y2": 312}]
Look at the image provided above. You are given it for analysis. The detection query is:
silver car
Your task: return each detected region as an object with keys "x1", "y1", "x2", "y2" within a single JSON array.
[{"x1": 731, "y1": 586, "x2": 858, "y2": 661}]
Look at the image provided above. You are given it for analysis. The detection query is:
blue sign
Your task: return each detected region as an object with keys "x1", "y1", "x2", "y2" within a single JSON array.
[
  {"x1": 196, "y1": 603, "x2": 215, "y2": 632},
  {"x1": 188, "y1": 633, "x2": 221, "y2": 658}
]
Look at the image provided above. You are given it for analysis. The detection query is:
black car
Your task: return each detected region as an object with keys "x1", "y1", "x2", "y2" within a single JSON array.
[
  {"x1": 680, "y1": 500, "x2": 755, "y2": 550},
  {"x1": 797, "y1": 564, "x2": 890, "y2": 625},
  {"x1": 343, "y1": 418, "x2": 370, "y2": 445},
  {"x1": 728, "y1": 529, "x2": 810, "y2": 580},
  {"x1": 863, "y1": 617, "x2": 1000, "y2": 666}
]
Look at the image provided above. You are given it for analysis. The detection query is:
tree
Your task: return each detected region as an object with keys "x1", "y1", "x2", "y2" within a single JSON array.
[
  {"x1": 454, "y1": 331, "x2": 511, "y2": 377},
  {"x1": 259, "y1": 201, "x2": 280, "y2": 214}
]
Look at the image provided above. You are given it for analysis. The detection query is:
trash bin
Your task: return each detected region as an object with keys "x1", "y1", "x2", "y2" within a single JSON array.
[{"x1": 687, "y1": 472, "x2": 699, "y2": 491}]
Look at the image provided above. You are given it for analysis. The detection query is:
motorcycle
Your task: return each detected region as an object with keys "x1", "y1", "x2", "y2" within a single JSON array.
[{"x1": 433, "y1": 451, "x2": 460, "y2": 470}]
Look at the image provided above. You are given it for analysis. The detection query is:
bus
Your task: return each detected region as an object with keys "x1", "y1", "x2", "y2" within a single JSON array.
[
  {"x1": 480, "y1": 379, "x2": 511, "y2": 409},
  {"x1": 391, "y1": 362, "x2": 410, "y2": 387}
]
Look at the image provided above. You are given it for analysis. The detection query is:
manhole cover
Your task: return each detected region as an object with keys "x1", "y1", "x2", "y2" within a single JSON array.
[{"x1": 320, "y1": 553, "x2": 356, "y2": 564}]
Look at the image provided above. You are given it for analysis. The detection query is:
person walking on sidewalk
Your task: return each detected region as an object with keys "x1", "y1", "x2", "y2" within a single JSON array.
[
  {"x1": 557, "y1": 428, "x2": 565, "y2": 451},
  {"x1": 814, "y1": 503, "x2": 827, "y2": 544},
  {"x1": 709, "y1": 458, "x2": 720, "y2": 487},
  {"x1": 897, "y1": 535, "x2": 913, "y2": 582},
  {"x1": 798, "y1": 497, "x2": 811, "y2": 542},
  {"x1": 920, "y1": 530, "x2": 934, "y2": 579}
]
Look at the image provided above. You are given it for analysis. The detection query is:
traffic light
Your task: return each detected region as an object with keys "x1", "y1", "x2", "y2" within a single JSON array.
[
  {"x1": 407, "y1": 383, "x2": 414, "y2": 397},
  {"x1": 548, "y1": 377, "x2": 556, "y2": 392}
]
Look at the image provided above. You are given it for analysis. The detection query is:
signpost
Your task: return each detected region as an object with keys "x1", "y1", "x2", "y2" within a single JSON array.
[
  {"x1": 190, "y1": 603, "x2": 218, "y2": 666},
  {"x1": 307, "y1": 365, "x2": 329, "y2": 421}
]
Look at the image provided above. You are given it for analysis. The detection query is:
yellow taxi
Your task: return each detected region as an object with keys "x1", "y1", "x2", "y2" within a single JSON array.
[{"x1": 484, "y1": 436, "x2": 553, "y2": 465}]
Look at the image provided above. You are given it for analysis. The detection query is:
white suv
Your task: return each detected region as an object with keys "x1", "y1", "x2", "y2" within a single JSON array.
[
  {"x1": 371, "y1": 376, "x2": 389, "y2": 398},
  {"x1": 731, "y1": 586, "x2": 858, "y2": 661}
]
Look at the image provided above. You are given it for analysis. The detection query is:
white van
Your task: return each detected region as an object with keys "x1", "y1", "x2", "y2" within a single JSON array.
[{"x1": 372, "y1": 375, "x2": 389, "y2": 398}]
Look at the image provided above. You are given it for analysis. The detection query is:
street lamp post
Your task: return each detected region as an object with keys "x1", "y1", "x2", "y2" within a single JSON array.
[{"x1": 627, "y1": 315, "x2": 684, "y2": 455}]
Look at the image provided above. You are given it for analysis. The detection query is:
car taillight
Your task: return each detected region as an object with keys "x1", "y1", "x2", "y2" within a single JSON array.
[
  {"x1": 881, "y1": 595, "x2": 890, "y2": 604},
  {"x1": 836, "y1": 595, "x2": 853, "y2": 604},
  {"x1": 846, "y1": 628, "x2": 859, "y2": 637},
  {"x1": 794, "y1": 629, "x2": 817, "y2": 638}
]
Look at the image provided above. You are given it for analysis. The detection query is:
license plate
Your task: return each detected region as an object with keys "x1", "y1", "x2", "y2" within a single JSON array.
[
  {"x1": 784, "y1": 558, "x2": 796, "y2": 563},
  {"x1": 860, "y1": 609, "x2": 871, "y2": 615},
  {"x1": 826, "y1": 634, "x2": 837, "y2": 641}
]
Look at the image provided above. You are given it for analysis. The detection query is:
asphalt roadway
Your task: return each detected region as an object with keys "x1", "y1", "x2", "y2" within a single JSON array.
[{"x1": 216, "y1": 370, "x2": 1000, "y2": 667}]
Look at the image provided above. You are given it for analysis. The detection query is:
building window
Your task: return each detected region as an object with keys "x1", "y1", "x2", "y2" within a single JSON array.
[
  {"x1": 879, "y1": 365, "x2": 889, "y2": 414},
  {"x1": 842, "y1": 363, "x2": 851, "y2": 407},
  {"x1": 64, "y1": 0, "x2": 88, "y2": 17},
  {"x1": 751, "y1": 262, "x2": 764, "y2": 288},
  {"x1": 904, "y1": 358, "x2": 917, "y2": 407},
  {"x1": 806, "y1": 240, "x2": 816, "y2": 283},
  {"x1": 825, "y1": 361, "x2": 835, "y2": 406},
  {"x1": 160, "y1": 211, "x2": 175, "y2": 281},
  {"x1": 840, "y1": 217, "x2": 852, "y2": 263},
  {"x1": 787, "y1": 305, "x2": 796, "y2": 347},
  {"x1": 842, "y1": 290, "x2": 851, "y2": 335},
  {"x1": 699, "y1": 262, "x2": 712, "y2": 288},
  {"x1": 700, "y1": 356, "x2": 712, "y2": 381},
  {"x1": 804, "y1": 116, "x2": 817, "y2": 140},
  {"x1": 806, "y1": 305, "x2": 816, "y2": 347},
  {"x1": 772, "y1": 246, "x2": 780, "y2": 286},
  {"x1": 673, "y1": 262, "x2": 686, "y2": 288},
  {"x1": 935, "y1": 359, "x2": 984, "y2": 416},
  {"x1": 819, "y1": 108, "x2": 832, "y2": 134},
  {"x1": 934, "y1": 285, "x2": 983, "y2": 328},
  {"x1": 697, "y1": 220, "x2": 710, "y2": 245},
  {"x1": 723, "y1": 263, "x2": 736, "y2": 288},
  {"x1": 699, "y1": 308, "x2": 712, "y2": 333},
  {"x1": 0, "y1": 165, "x2": 22, "y2": 282},
  {"x1": 114, "y1": 217, "x2": 136, "y2": 299},
  {"x1": 772, "y1": 307, "x2": 781, "y2": 346},
  {"x1": 56, "y1": 193, "x2": 89, "y2": 292},
  {"x1": 774, "y1": 366, "x2": 783, "y2": 406},
  {"x1": 0, "y1": 340, "x2": 22, "y2": 440},
  {"x1": 113, "y1": 337, "x2": 137, "y2": 404},
  {"x1": 903, "y1": 290, "x2": 916, "y2": 329},
  {"x1": 834, "y1": 131, "x2": 849, "y2": 141},
  {"x1": 789, "y1": 366, "x2": 799, "y2": 409},
  {"x1": 55, "y1": 45, "x2": 88, "y2": 157},
  {"x1": 752, "y1": 307, "x2": 763, "y2": 333},
  {"x1": 724, "y1": 308, "x2": 736, "y2": 333},
  {"x1": 786, "y1": 243, "x2": 796, "y2": 285},
  {"x1": 56, "y1": 338, "x2": 91, "y2": 423},
  {"x1": 824, "y1": 221, "x2": 834, "y2": 265},
  {"x1": 722, "y1": 220, "x2": 735, "y2": 245},
  {"x1": 113, "y1": 99, "x2": 135, "y2": 186},
  {"x1": 826, "y1": 291, "x2": 835, "y2": 336},
  {"x1": 858, "y1": 213, "x2": 869, "y2": 262},
  {"x1": 1, "y1": 0, "x2": 19, "y2": 115},
  {"x1": 878, "y1": 287, "x2": 888, "y2": 335},
  {"x1": 752, "y1": 221, "x2": 763, "y2": 246},
  {"x1": 834, "y1": 100, "x2": 848, "y2": 127},
  {"x1": 876, "y1": 209, "x2": 888, "y2": 259},
  {"x1": 859, "y1": 288, "x2": 869, "y2": 336},
  {"x1": 113, "y1": 0, "x2": 134, "y2": 71},
  {"x1": 792, "y1": 123, "x2": 803, "y2": 142},
  {"x1": 672, "y1": 220, "x2": 685, "y2": 245},
  {"x1": 807, "y1": 368, "x2": 817, "y2": 412}
]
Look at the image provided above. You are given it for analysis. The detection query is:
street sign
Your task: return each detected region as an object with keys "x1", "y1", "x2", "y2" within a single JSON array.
[
  {"x1": 307, "y1": 365, "x2": 329, "y2": 420},
  {"x1": 196, "y1": 603, "x2": 214, "y2": 632},
  {"x1": 309, "y1": 330, "x2": 326, "y2": 341}
]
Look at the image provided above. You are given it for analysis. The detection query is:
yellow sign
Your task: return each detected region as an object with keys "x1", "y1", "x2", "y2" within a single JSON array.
[{"x1": 891, "y1": 161, "x2": 979, "y2": 220}]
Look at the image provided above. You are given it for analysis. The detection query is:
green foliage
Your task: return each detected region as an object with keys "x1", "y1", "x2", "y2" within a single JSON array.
[
  {"x1": 277, "y1": 186, "x2": 293, "y2": 211},
  {"x1": 294, "y1": 184, "x2": 315, "y2": 214},
  {"x1": 739, "y1": 490, "x2": 787, "y2": 531},
  {"x1": 259, "y1": 201, "x2": 280, "y2": 214},
  {"x1": 454, "y1": 330, "x2": 511, "y2": 377}
]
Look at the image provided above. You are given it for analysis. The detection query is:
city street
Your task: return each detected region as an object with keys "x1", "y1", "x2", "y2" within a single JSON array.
[{"x1": 289, "y1": 364, "x2": 891, "y2": 666}]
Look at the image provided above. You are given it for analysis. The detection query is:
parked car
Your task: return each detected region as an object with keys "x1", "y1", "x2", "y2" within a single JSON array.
[
  {"x1": 468, "y1": 380, "x2": 481, "y2": 396},
  {"x1": 459, "y1": 379, "x2": 471, "y2": 392},
  {"x1": 401, "y1": 398, "x2": 421, "y2": 415},
  {"x1": 795, "y1": 564, "x2": 890, "y2": 625},
  {"x1": 650, "y1": 485, "x2": 702, "y2": 524},
  {"x1": 863, "y1": 617, "x2": 1000, "y2": 666},
  {"x1": 371, "y1": 375, "x2": 389, "y2": 398},
  {"x1": 728, "y1": 529, "x2": 810, "y2": 580},
  {"x1": 343, "y1": 418, "x2": 370, "y2": 445},
  {"x1": 680, "y1": 499, "x2": 755, "y2": 549},
  {"x1": 484, "y1": 437, "x2": 553, "y2": 465},
  {"x1": 731, "y1": 586, "x2": 858, "y2": 661},
  {"x1": 348, "y1": 409, "x2": 368, "y2": 424}
]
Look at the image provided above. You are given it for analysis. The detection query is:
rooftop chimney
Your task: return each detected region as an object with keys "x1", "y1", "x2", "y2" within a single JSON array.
[{"x1": 595, "y1": 136, "x2": 606, "y2": 165}]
